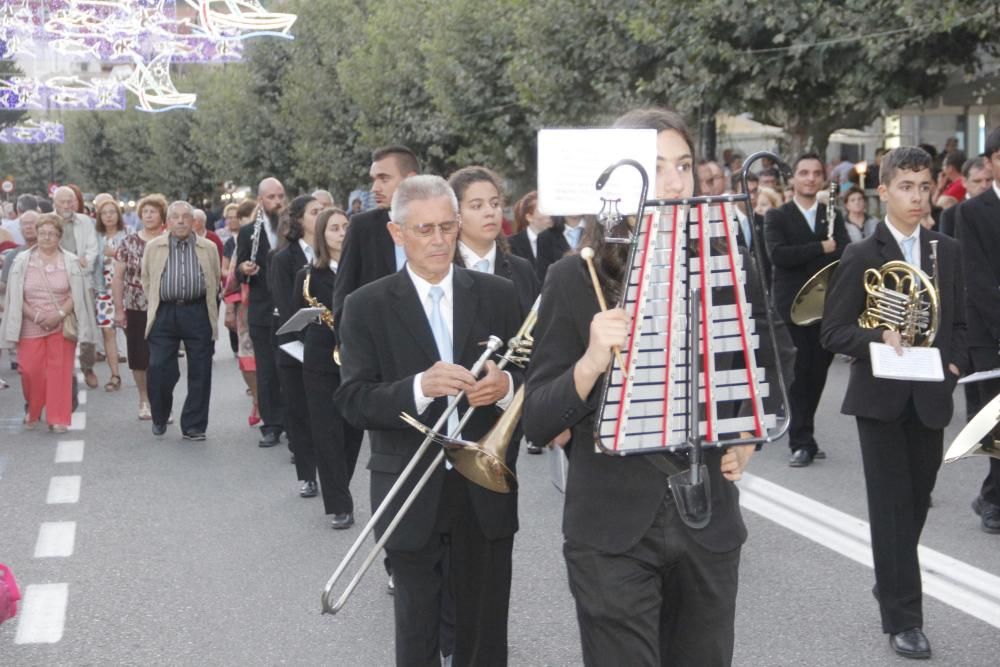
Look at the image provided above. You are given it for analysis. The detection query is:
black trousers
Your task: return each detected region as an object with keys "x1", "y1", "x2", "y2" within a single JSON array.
[
  {"x1": 787, "y1": 321, "x2": 833, "y2": 452},
  {"x1": 277, "y1": 362, "x2": 315, "y2": 483},
  {"x1": 563, "y1": 498, "x2": 740, "y2": 667},
  {"x1": 856, "y1": 399, "x2": 942, "y2": 634},
  {"x1": 386, "y1": 470, "x2": 512, "y2": 667},
  {"x1": 970, "y1": 347, "x2": 1000, "y2": 506},
  {"x1": 249, "y1": 323, "x2": 283, "y2": 437},
  {"x1": 147, "y1": 302, "x2": 213, "y2": 433},
  {"x1": 302, "y1": 368, "x2": 364, "y2": 515}
]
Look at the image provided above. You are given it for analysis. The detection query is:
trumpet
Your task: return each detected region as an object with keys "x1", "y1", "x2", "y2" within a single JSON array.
[{"x1": 320, "y1": 297, "x2": 540, "y2": 615}]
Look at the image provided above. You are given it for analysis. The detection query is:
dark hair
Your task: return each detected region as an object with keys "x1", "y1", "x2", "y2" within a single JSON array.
[
  {"x1": 792, "y1": 152, "x2": 824, "y2": 174},
  {"x1": 918, "y1": 143, "x2": 938, "y2": 159},
  {"x1": 37, "y1": 198, "x2": 53, "y2": 213},
  {"x1": 579, "y1": 107, "x2": 696, "y2": 302},
  {"x1": 759, "y1": 166, "x2": 781, "y2": 180},
  {"x1": 731, "y1": 170, "x2": 758, "y2": 193},
  {"x1": 962, "y1": 156, "x2": 989, "y2": 178},
  {"x1": 448, "y1": 165, "x2": 510, "y2": 263},
  {"x1": 986, "y1": 127, "x2": 1000, "y2": 158},
  {"x1": 312, "y1": 207, "x2": 349, "y2": 268},
  {"x1": 236, "y1": 198, "x2": 256, "y2": 219},
  {"x1": 280, "y1": 194, "x2": 317, "y2": 246},
  {"x1": 943, "y1": 150, "x2": 966, "y2": 172},
  {"x1": 879, "y1": 147, "x2": 933, "y2": 186},
  {"x1": 371, "y1": 144, "x2": 420, "y2": 176},
  {"x1": 512, "y1": 191, "x2": 538, "y2": 233},
  {"x1": 842, "y1": 185, "x2": 865, "y2": 205},
  {"x1": 15, "y1": 193, "x2": 37, "y2": 214}
]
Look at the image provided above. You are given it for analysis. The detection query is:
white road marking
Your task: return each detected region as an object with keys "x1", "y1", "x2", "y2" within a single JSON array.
[
  {"x1": 740, "y1": 473, "x2": 1000, "y2": 629},
  {"x1": 46, "y1": 476, "x2": 81, "y2": 504},
  {"x1": 14, "y1": 583, "x2": 68, "y2": 644},
  {"x1": 69, "y1": 411, "x2": 86, "y2": 431},
  {"x1": 76, "y1": 372, "x2": 84, "y2": 383},
  {"x1": 34, "y1": 521, "x2": 77, "y2": 558},
  {"x1": 54, "y1": 440, "x2": 85, "y2": 463},
  {"x1": 77, "y1": 389, "x2": 86, "y2": 406}
]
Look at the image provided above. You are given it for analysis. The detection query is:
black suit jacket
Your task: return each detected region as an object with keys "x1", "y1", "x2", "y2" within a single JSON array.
[
  {"x1": 955, "y1": 188, "x2": 1000, "y2": 347},
  {"x1": 293, "y1": 264, "x2": 339, "y2": 375},
  {"x1": 331, "y1": 207, "x2": 395, "y2": 326},
  {"x1": 335, "y1": 267, "x2": 523, "y2": 551},
  {"x1": 764, "y1": 200, "x2": 849, "y2": 322},
  {"x1": 736, "y1": 210, "x2": 772, "y2": 290},
  {"x1": 938, "y1": 204, "x2": 958, "y2": 237},
  {"x1": 268, "y1": 241, "x2": 309, "y2": 368},
  {"x1": 235, "y1": 221, "x2": 278, "y2": 327},
  {"x1": 820, "y1": 222, "x2": 967, "y2": 428},
  {"x1": 523, "y1": 255, "x2": 747, "y2": 555},
  {"x1": 455, "y1": 249, "x2": 540, "y2": 319},
  {"x1": 535, "y1": 226, "x2": 572, "y2": 283},
  {"x1": 507, "y1": 230, "x2": 535, "y2": 266}
]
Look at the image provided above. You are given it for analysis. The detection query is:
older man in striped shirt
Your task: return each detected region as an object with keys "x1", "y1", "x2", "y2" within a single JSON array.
[{"x1": 141, "y1": 201, "x2": 221, "y2": 440}]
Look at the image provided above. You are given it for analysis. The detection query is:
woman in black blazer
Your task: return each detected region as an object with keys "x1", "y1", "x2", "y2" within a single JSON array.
[
  {"x1": 507, "y1": 190, "x2": 552, "y2": 269},
  {"x1": 293, "y1": 208, "x2": 365, "y2": 529},
  {"x1": 448, "y1": 166, "x2": 540, "y2": 319},
  {"x1": 523, "y1": 108, "x2": 755, "y2": 666}
]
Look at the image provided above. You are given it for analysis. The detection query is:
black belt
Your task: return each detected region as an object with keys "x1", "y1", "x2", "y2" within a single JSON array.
[{"x1": 161, "y1": 297, "x2": 205, "y2": 306}]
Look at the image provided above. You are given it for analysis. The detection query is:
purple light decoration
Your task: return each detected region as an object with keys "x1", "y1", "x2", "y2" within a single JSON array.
[
  {"x1": 0, "y1": 121, "x2": 65, "y2": 144},
  {"x1": 0, "y1": 77, "x2": 126, "y2": 111}
]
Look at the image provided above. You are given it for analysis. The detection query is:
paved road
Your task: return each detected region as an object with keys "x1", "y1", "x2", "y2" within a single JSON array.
[{"x1": 1, "y1": 341, "x2": 997, "y2": 666}]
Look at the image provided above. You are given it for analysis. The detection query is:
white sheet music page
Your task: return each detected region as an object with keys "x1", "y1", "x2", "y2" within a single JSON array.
[
  {"x1": 537, "y1": 128, "x2": 657, "y2": 215},
  {"x1": 869, "y1": 342, "x2": 944, "y2": 382}
]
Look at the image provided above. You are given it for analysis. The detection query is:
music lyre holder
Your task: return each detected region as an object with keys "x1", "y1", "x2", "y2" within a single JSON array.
[{"x1": 593, "y1": 151, "x2": 792, "y2": 453}]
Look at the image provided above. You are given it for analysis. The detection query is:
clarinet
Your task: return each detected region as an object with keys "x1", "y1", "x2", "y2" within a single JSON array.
[
  {"x1": 825, "y1": 179, "x2": 838, "y2": 241},
  {"x1": 249, "y1": 205, "x2": 265, "y2": 265}
]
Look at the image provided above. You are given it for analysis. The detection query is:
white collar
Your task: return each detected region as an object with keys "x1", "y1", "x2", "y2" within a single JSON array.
[
  {"x1": 793, "y1": 196, "x2": 818, "y2": 219},
  {"x1": 526, "y1": 227, "x2": 538, "y2": 242},
  {"x1": 329, "y1": 259, "x2": 339, "y2": 272},
  {"x1": 457, "y1": 240, "x2": 496, "y2": 271},
  {"x1": 406, "y1": 264, "x2": 454, "y2": 304},
  {"x1": 298, "y1": 238, "x2": 314, "y2": 259},
  {"x1": 884, "y1": 216, "x2": 920, "y2": 244},
  {"x1": 993, "y1": 179, "x2": 1000, "y2": 201}
]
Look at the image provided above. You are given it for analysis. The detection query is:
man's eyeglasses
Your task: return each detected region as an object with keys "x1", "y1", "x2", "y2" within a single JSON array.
[{"x1": 402, "y1": 220, "x2": 460, "y2": 237}]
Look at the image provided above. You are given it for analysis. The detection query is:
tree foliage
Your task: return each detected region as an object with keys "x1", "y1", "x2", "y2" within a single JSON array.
[{"x1": 14, "y1": 0, "x2": 998, "y2": 203}]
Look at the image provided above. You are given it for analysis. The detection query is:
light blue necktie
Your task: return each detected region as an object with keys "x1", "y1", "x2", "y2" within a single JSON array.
[
  {"x1": 473, "y1": 258, "x2": 489, "y2": 273},
  {"x1": 566, "y1": 226, "x2": 581, "y2": 249},
  {"x1": 901, "y1": 237, "x2": 916, "y2": 265},
  {"x1": 428, "y1": 286, "x2": 460, "y2": 438},
  {"x1": 741, "y1": 215, "x2": 752, "y2": 249},
  {"x1": 394, "y1": 245, "x2": 406, "y2": 271}
]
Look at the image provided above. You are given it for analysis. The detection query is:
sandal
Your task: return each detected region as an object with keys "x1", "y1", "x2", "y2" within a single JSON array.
[
  {"x1": 105, "y1": 375, "x2": 121, "y2": 392},
  {"x1": 138, "y1": 402, "x2": 152, "y2": 420},
  {"x1": 50, "y1": 425, "x2": 68, "y2": 434}
]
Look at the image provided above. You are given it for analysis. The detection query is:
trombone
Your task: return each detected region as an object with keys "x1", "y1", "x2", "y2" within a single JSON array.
[{"x1": 321, "y1": 298, "x2": 540, "y2": 615}]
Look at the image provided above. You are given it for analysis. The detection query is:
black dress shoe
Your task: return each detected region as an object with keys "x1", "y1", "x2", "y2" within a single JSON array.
[
  {"x1": 299, "y1": 481, "x2": 318, "y2": 498},
  {"x1": 814, "y1": 448, "x2": 827, "y2": 460},
  {"x1": 182, "y1": 431, "x2": 206, "y2": 441},
  {"x1": 889, "y1": 628, "x2": 931, "y2": 659},
  {"x1": 972, "y1": 496, "x2": 1000, "y2": 534},
  {"x1": 258, "y1": 432, "x2": 280, "y2": 448},
  {"x1": 788, "y1": 448, "x2": 815, "y2": 467},
  {"x1": 152, "y1": 423, "x2": 167, "y2": 436},
  {"x1": 330, "y1": 512, "x2": 355, "y2": 529},
  {"x1": 387, "y1": 574, "x2": 395, "y2": 595},
  {"x1": 526, "y1": 443, "x2": 543, "y2": 455}
]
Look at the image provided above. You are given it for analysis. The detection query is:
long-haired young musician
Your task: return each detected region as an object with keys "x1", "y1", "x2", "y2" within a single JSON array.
[
  {"x1": 821, "y1": 147, "x2": 967, "y2": 660},
  {"x1": 523, "y1": 108, "x2": 755, "y2": 666}
]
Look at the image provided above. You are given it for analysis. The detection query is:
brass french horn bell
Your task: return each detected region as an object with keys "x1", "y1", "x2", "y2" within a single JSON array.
[{"x1": 790, "y1": 261, "x2": 839, "y2": 326}]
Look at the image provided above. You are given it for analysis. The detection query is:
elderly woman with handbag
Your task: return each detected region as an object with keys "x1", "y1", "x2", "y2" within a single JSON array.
[{"x1": 0, "y1": 213, "x2": 97, "y2": 432}]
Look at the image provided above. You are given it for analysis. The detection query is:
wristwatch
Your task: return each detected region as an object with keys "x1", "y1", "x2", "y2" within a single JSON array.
[{"x1": 58, "y1": 309, "x2": 66, "y2": 318}]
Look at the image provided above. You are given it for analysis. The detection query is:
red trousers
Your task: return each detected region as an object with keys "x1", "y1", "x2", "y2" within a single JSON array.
[{"x1": 19, "y1": 332, "x2": 76, "y2": 428}]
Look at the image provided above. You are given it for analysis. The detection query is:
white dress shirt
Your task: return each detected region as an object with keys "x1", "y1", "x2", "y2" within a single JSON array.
[
  {"x1": 794, "y1": 198, "x2": 819, "y2": 234},
  {"x1": 298, "y1": 238, "x2": 315, "y2": 264},
  {"x1": 735, "y1": 208, "x2": 752, "y2": 249},
  {"x1": 408, "y1": 265, "x2": 514, "y2": 415},
  {"x1": 264, "y1": 220, "x2": 278, "y2": 251},
  {"x1": 458, "y1": 240, "x2": 497, "y2": 273},
  {"x1": 563, "y1": 221, "x2": 585, "y2": 249},
  {"x1": 993, "y1": 179, "x2": 1000, "y2": 201},
  {"x1": 884, "y1": 216, "x2": 921, "y2": 269},
  {"x1": 526, "y1": 227, "x2": 539, "y2": 258}
]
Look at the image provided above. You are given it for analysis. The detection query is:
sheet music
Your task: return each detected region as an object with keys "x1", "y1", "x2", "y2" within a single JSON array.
[
  {"x1": 869, "y1": 343, "x2": 944, "y2": 382},
  {"x1": 958, "y1": 368, "x2": 1000, "y2": 385},
  {"x1": 537, "y1": 129, "x2": 657, "y2": 215},
  {"x1": 276, "y1": 307, "x2": 324, "y2": 335}
]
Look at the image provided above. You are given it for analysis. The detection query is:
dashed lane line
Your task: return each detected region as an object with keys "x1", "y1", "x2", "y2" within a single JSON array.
[
  {"x1": 54, "y1": 440, "x2": 85, "y2": 463},
  {"x1": 34, "y1": 522, "x2": 77, "y2": 558},
  {"x1": 739, "y1": 472, "x2": 1000, "y2": 630},
  {"x1": 14, "y1": 583, "x2": 68, "y2": 644},
  {"x1": 45, "y1": 476, "x2": 81, "y2": 504}
]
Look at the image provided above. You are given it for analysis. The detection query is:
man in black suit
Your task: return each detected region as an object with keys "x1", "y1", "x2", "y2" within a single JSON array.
[
  {"x1": 765, "y1": 153, "x2": 849, "y2": 466},
  {"x1": 822, "y1": 147, "x2": 967, "y2": 660},
  {"x1": 941, "y1": 156, "x2": 994, "y2": 237},
  {"x1": 535, "y1": 215, "x2": 585, "y2": 282},
  {"x1": 331, "y1": 145, "x2": 420, "y2": 324},
  {"x1": 335, "y1": 175, "x2": 523, "y2": 667},
  {"x1": 236, "y1": 177, "x2": 286, "y2": 447},
  {"x1": 954, "y1": 128, "x2": 1000, "y2": 535}
]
